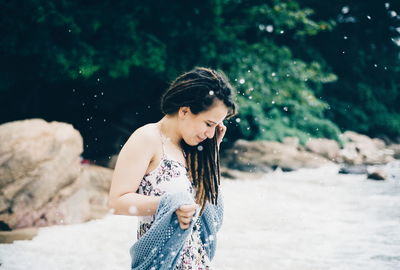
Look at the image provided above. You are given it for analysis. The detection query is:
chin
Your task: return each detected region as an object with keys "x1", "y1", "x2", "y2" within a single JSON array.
[
  {"x1": 182, "y1": 137, "x2": 197, "y2": 146},
  {"x1": 188, "y1": 141, "x2": 199, "y2": 146}
]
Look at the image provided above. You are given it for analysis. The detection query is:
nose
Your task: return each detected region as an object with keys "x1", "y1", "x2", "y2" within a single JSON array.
[{"x1": 204, "y1": 127, "x2": 216, "y2": 139}]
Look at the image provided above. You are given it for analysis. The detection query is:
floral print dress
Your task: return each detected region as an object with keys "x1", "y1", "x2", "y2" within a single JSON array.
[{"x1": 136, "y1": 130, "x2": 212, "y2": 270}]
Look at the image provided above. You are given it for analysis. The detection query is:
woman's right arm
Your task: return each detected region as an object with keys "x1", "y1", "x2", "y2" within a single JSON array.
[{"x1": 107, "y1": 127, "x2": 161, "y2": 216}]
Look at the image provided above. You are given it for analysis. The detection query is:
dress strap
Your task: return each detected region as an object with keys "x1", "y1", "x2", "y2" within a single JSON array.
[{"x1": 157, "y1": 123, "x2": 167, "y2": 158}]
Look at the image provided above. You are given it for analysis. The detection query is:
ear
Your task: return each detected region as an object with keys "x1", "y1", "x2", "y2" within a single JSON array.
[{"x1": 178, "y1": 106, "x2": 191, "y2": 118}]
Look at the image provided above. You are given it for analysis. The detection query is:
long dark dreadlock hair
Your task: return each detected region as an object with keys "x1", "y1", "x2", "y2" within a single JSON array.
[{"x1": 160, "y1": 67, "x2": 237, "y2": 215}]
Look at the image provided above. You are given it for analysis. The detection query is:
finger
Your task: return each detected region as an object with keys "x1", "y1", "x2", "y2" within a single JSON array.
[
  {"x1": 178, "y1": 212, "x2": 195, "y2": 219},
  {"x1": 179, "y1": 204, "x2": 198, "y2": 212},
  {"x1": 181, "y1": 209, "x2": 197, "y2": 217},
  {"x1": 180, "y1": 217, "x2": 192, "y2": 224},
  {"x1": 187, "y1": 210, "x2": 196, "y2": 216}
]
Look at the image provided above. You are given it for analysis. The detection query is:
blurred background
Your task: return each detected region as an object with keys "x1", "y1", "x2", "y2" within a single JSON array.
[{"x1": 1, "y1": 0, "x2": 399, "y2": 162}]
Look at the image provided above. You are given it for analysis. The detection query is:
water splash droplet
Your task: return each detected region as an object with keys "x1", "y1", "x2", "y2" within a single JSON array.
[{"x1": 129, "y1": 205, "x2": 138, "y2": 215}]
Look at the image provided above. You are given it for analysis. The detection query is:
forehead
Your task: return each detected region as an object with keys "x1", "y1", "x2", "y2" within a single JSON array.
[{"x1": 196, "y1": 100, "x2": 228, "y2": 122}]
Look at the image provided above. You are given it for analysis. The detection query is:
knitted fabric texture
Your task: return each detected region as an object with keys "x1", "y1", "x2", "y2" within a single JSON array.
[{"x1": 130, "y1": 191, "x2": 224, "y2": 270}]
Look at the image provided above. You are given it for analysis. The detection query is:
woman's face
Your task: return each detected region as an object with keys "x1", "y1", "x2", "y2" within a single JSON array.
[{"x1": 179, "y1": 99, "x2": 228, "y2": 146}]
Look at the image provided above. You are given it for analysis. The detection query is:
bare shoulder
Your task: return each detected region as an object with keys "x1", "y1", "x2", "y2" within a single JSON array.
[
  {"x1": 123, "y1": 123, "x2": 160, "y2": 155},
  {"x1": 127, "y1": 123, "x2": 159, "y2": 141}
]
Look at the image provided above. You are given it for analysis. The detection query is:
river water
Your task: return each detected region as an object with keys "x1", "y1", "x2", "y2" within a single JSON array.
[
  {"x1": 0, "y1": 162, "x2": 399, "y2": 270},
  {"x1": 214, "y1": 161, "x2": 400, "y2": 270}
]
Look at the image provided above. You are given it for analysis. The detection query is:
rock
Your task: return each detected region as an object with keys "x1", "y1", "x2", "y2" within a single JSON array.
[
  {"x1": 372, "y1": 138, "x2": 386, "y2": 150},
  {"x1": 0, "y1": 119, "x2": 83, "y2": 229},
  {"x1": 0, "y1": 227, "x2": 38, "y2": 243},
  {"x1": 0, "y1": 119, "x2": 113, "y2": 232},
  {"x1": 221, "y1": 139, "x2": 331, "y2": 172},
  {"x1": 388, "y1": 144, "x2": 400, "y2": 159},
  {"x1": 338, "y1": 131, "x2": 394, "y2": 165},
  {"x1": 282, "y1": 137, "x2": 299, "y2": 149},
  {"x1": 80, "y1": 164, "x2": 114, "y2": 219},
  {"x1": 305, "y1": 138, "x2": 341, "y2": 162},
  {"x1": 367, "y1": 169, "x2": 386, "y2": 180},
  {"x1": 220, "y1": 166, "x2": 266, "y2": 180},
  {"x1": 339, "y1": 164, "x2": 368, "y2": 174},
  {"x1": 108, "y1": 154, "x2": 119, "y2": 169}
]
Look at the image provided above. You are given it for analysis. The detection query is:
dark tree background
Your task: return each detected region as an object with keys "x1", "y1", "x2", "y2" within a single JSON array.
[{"x1": 0, "y1": 0, "x2": 399, "y2": 162}]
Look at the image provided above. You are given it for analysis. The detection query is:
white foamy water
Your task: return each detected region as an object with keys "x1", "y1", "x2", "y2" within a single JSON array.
[{"x1": 1, "y1": 162, "x2": 399, "y2": 270}]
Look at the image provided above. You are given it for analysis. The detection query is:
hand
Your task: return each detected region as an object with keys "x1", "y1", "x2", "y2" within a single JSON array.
[
  {"x1": 216, "y1": 123, "x2": 227, "y2": 147},
  {"x1": 175, "y1": 204, "x2": 198, "y2": 230}
]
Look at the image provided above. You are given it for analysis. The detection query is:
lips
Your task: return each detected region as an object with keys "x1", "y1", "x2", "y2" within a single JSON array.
[{"x1": 197, "y1": 136, "x2": 205, "y2": 142}]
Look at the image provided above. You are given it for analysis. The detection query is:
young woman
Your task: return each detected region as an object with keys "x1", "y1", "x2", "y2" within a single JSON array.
[{"x1": 108, "y1": 67, "x2": 237, "y2": 269}]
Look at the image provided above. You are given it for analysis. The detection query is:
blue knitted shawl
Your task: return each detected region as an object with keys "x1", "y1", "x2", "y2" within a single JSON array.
[{"x1": 130, "y1": 191, "x2": 224, "y2": 270}]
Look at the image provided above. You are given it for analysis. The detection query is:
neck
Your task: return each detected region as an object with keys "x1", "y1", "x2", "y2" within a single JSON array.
[{"x1": 158, "y1": 115, "x2": 182, "y2": 147}]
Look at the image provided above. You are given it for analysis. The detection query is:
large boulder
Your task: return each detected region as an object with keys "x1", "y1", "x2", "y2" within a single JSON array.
[
  {"x1": 338, "y1": 131, "x2": 394, "y2": 165},
  {"x1": 221, "y1": 139, "x2": 331, "y2": 172},
  {"x1": 305, "y1": 138, "x2": 341, "y2": 162},
  {"x1": 0, "y1": 119, "x2": 113, "y2": 232},
  {"x1": 80, "y1": 164, "x2": 114, "y2": 219},
  {"x1": 282, "y1": 137, "x2": 300, "y2": 149}
]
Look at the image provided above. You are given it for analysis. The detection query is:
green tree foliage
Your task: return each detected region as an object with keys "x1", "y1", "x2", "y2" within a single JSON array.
[
  {"x1": 209, "y1": 0, "x2": 341, "y2": 144},
  {"x1": 0, "y1": 0, "x2": 168, "y2": 88},
  {"x1": 2, "y1": 0, "x2": 398, "y2": 158},
  {"x1": 298, "y1": 0, "x2": 400, "y2": 139}
]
